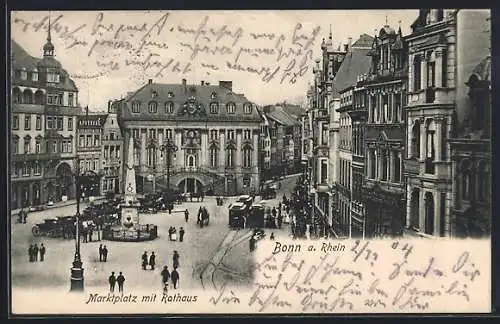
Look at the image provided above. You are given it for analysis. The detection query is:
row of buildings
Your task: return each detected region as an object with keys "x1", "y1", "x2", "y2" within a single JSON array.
[
  {"x1": 304, "y1": 9, "x2": 491, "y2": 239},
  {"x1": 10, "y1": 26, "x2": 304, "y2": 209}
]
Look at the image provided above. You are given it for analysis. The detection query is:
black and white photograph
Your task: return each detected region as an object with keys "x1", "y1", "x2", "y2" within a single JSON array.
[{"x1": 8, "y1": 9, "x2": 492, "y2": 315}]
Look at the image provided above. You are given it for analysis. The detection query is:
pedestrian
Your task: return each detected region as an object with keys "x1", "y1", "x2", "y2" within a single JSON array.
[
  {"x1": 201, "y1": 191, "x2": 205, "y2": 202},
  {"x1": 179, "y1": 227, "x2": 185, "y2": 242},
  {"x1": 171, "y1": 227, "x2": 177, "y2": 241},
  {"x1": 270, "y1": 232, "x2": 275, "y2": 240},
  {"x1": 184, "y1": 209, "x2": 189, "y2": 223},
  {"x1": 161, "y1": 265, "x2": 170, "y2": 285},
  {"x1": 168, "y1": 227, "x2": 173, "y2": 241},
  {"x1": 82, "y1": 227, "x2": 88, "y2": 243},
  {"x1": 249, "y1": 236, "x2": 256, "y2": 252},
  {"x1": 33, "y1": 243, "x2": 39, "y2": 261},
  {"x1": 117, "y1": 272, "x2": 125, "y2": 293},
  {"x1": 99, "y1": 244, "x2": 103, "y2": 262},
  {"x1": 172, "y1": 251, "x2": 180, "y2": 269},
  {"x1": 23, "y1": 209, "x2": 28, "y2": 224},
  {"x1": 272, "y1": 207, "x2": 277, "y2": 219},
  {"x1": 40, "y1": 243, "x2": 46, "y2": 261},
  {"x1": 88, "y1": 227, "x2": 93, "y2": 242},
  {"x1": 142, "y1": 251, "x2": 148, "y2": 270},
  {"x1": 168, "y1": 204, "x2": 173, "y2": 214},
  {"x1": 28, "y1": 244, "x2": 34, "y2": 262},
  {"x1": 171, "y1": 267, "x2": 179, "y2": 289},
  {"x1": 149, "y1": 252, "x2": 156, "y2": 270},
  {"x1": 102, "y1": 245, "x2": 108, "y2": 262},
  {"x1": 18, "y1": 209, "x2": 23, "y2": 224},
  {"x1": 277, "y1": 214, "x2": 283, "y2": 229},
  {"x1": 109, "y1": 271, "x2": 116, "y2": 293}
]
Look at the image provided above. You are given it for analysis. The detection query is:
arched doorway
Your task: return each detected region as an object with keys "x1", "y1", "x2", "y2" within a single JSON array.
[
  {"x1": 410, "y1": 188, "x2": 420, "y2": 229},
  {"x1": 56, "y1": 162, "x2": 74, "y2": 200},
  {"x1": 179, "y1": 178, "x2": 204, "y2": 194},
  {"x1": 424, "y1": 192, "x2": 434, "y2": 235}
]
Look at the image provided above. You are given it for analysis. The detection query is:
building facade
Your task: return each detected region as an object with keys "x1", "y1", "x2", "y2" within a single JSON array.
[
  {"x1": 117, "y1": 79, "x2": 261, "y2": 196},
  {"x1": 11, "y1": 31, "x2": 80, "y2": 209},
  {"x1": 361, "y1": 24, "x2": 407, "y2": 238},
  {"x1": 404, "y1": 9, "x2": 490, "y2": 238},
  {"x1": 101, "y1": 101, "x2": 124, "y2": 195}
]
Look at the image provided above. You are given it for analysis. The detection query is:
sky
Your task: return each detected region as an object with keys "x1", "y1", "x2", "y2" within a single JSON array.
[{"x1": 11, "y1": 10, "x2": 418, "y2": 110}]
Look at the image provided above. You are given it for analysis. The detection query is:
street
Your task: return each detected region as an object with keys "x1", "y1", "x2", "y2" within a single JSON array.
[{"x1": 10, "y1": 174, "x2": 300, "y2": 293}]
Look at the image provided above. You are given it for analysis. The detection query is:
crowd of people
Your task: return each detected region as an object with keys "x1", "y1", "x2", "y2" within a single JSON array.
[{"x1": 28, "y1": 243, "x2": 46, "y2": 262}]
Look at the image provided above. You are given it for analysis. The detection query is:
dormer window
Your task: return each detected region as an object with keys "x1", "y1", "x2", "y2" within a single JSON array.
[
  {"x1": 32, "y1": 69, "x2": 39, "y2": 81},
  {"x1": 211, "y1": 91, "x2": 217, "y2": 99},
  {"x1": 152, "y1": 91, "x2": 158, "y2": 98},
  {"x1": 47, "y1": 70, "x2": 60, "y2": 83},
  {"x1": 226, "y1": 102, "x2": 236, "y2": 114},
  {"x1": 210, "y1": 102, "x2": 219, "y2": 114},
  {"x1": 148, "y1": 101, "x2": 158, "y2": 113},
  {"x1": 132, "y1": 101, "x2": 141, "y2": 113},
  {"x1": 167, "y1": 91, "x2": 174, "y2": 98},
  {"x1": 244, "y1": 103, "x2": 252, "y2": 114},
  {"x1": 165, "y1": 101, "x2": 174, "y2": 114},
  {"x1": 20, "y1": 68, "x2": 27, "y2": 81}
]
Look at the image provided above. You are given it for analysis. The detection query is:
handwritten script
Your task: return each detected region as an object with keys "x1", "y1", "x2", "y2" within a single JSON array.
[
  {"x1": 13, "y1": 11, "x2": 320, "y2": 84},
  {"x1": 209, "y1": 239, "x2": 490, "y2": 313}
]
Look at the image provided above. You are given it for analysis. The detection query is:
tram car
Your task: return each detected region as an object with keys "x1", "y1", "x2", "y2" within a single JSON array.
[
  {"x1": 247, "y1": 203, "x2": 265, "y2": 228},
  {"x1": 228, "y1": 202, "x2": 248, "y2": 229}
]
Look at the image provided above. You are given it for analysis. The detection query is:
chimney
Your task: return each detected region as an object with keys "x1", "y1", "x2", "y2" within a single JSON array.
[
  {"x1": 148, "y1": 79, "x2": 153, "y2": 84},
  {"x1": 348, "y1": 37, "x2": 352, "y2": 50},
  {"x1": 219, "y1": 80, "x2": 233, "y2": 91},
  {"x1": 182, "y1": 78, "x2": 187, "y2": 86},
  {"x1": 201, "y1": 81, "x2": 205, "y2": 86}
]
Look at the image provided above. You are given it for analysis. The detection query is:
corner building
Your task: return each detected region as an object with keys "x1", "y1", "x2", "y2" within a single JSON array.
[{"x1": 117, "y1": 79, "x2": 261, "y2": 196}]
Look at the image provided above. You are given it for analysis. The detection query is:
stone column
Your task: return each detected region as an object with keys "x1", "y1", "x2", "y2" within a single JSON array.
[
  {"x1": 435, "y1": 50, "x2": 443, "y2": 88},
  {"x1": 435, "y1": 117, "x2": 443, "y2": 162},
  {"x1": 408, "y1": 54, "x2": 413, "y2": 92},
  {"x1": 219, "y1": 130, "x2": 225, "y2": 169},
  {"x1": 387, "y1": 150, "x2": 391, "y2": 182},
  {"x1": 140, "y1": 129, "x2": 147, "y2": 172},
  {"x1": 419, "y1": 189, "x2": 425, "y2": 231},
  {"x1": 421, "y1": 57, "x2": 427, "y2": 90},
  {"x1": 158, "y1": 129, "x2": 164, "y2": 171},
  {"x1": 406, "y1": 182, "x2": 412, "y2": 228},
  {"x1": 201, "y1": 131, "x2": 208, "y2": 168},
  {"x1": 374, "y1": 149, "x2": 378, "y2": 180},
  {"x1": 434, "y1": 190, "x2": 441, "y2": 236},
  {"x1": 175, "y1": 130, "x2": 184, "y2": 168},
  {"x1": 420, "y1": 119, "x2": 426, "y2": 162}
]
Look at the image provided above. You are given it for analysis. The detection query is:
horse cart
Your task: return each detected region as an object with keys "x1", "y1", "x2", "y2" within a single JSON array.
[{"x1": 197, "y1": 207, "x2": 210, "y2": 227}]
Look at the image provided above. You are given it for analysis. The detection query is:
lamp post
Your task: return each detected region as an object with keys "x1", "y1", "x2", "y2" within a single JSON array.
[
  {"x1": 70, "y1": 157, "x2": 84, "y2": 291},
  {"x1": 159, "y1": 138, "x2": 178, "y2": 191}
]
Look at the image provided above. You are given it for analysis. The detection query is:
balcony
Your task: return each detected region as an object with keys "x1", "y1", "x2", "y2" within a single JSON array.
[
  {"x1": 316, "y1": 109, "x2": 329, "y2": 121},
  {"x1": 408, "y1": 87, "x2": 454, "y2": 106},
  {"x1": 404, "y1": 158, "x2": 420, "y2": 175},
  {"x1": 11, "y1": 152, "x2": 61, "y2": 162},
  {"x1": 425, "y1": 158, "x2": 435, "y2": 174},
  {"x1": 425, "y1": 87, "x2": 435, "y2": 103}
]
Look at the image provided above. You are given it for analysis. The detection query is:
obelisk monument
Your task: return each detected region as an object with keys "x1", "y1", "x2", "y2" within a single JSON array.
[{"x1": 121, "y1": 136, "x2": 139, "y2": 227}]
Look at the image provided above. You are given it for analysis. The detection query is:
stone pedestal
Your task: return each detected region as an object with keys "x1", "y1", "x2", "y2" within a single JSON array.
[{"x1": 121, "y1": 206, "x2": 139, "y2": 228}]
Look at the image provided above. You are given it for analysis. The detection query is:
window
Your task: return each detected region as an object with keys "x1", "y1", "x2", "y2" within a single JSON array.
[
  {"x1": 477, "y1": 161, "x2": 486, "y2": 203},
  {"x1": 382, "y1": 95, "x2": 388, "y2": 123},
  {"x1": 244, "y1": 103, "x2": 252, "y2": 114},
  {"x1": 68, "y1": 117, "x2": 73, "y2": 131},
  {"x1": 243, "y1": 129, "x2": 251, "y2": 140},
  {"x1": 226, "y1": 102, "x2": 236, "y2": 114},
  {"x1": 12, "y1": 136, "x2": 19, "y2": 154},
  {"x1": 57, "y1": 117, "x2": 63, "y2": 130},
  {"x1": 33, "y1": 161, "x2": 41, "y2": 175},
  {"x1": 227, "y1": 130, "x2": 235, "y2": 141},
  {"x1": 22, "y1": 163, "x2": 30, "y2": 176},
  {"x1": 166, "y1": 129, "x2": 172, "y2": 139},
  {"x1": 86, "y1": 135, "x2": 92, "y2": 147},
  {"x1": 35, "y1": 139, "x2": 41, "y2": 153},
  {"x1": 427, "y1": 61, "x2": 436, "y2": 88},
  {"x1": 441, "y1": 50, "x2": 447, "y2": 87},
  {"x1": 24, "y1": 137, "x2": 31, "y2": 154},
  {"x1": 226, "y1": 146, "x2": 235, "y2": 168},
  {"x1": 370, "y1": 96, "x2": 376, "y2": 123},
  {"x1": 148, "y1": 101, "x2": 158, "y2": 113},
  {"x1": 211, "y1": 91, "x2": 217, "y2": 99},
  {"x1": 35, "y1": 115, "x2": 42, "y2": 130},
  {"x1": 393, "y1": 152, "x2": 401, "y2": 183},
  {"x1": 210, "y1": 102, "x2": 219, "y2": 114},
  {"x1": 79, "y1": 135, "x2": 85, "y2": 147},
  {"x1": 369, "y1": 150, "x2": 376, "y2": 179},
  {"x1": 209, "y1": 146, "x2": 218, "y2": 168},
  {"x1": 152, "y1": 91, "x2": 158, "y2": 98},
  {"x1": 23, "y1": 90, "x2": 33, "y2": 104},
  {"x1": 243, "y1": 147, "x2": 252, "y2": 168},
  {"x1": 57, "y1": 93, "x2": 63, "y2": 105},
  {"x1": 23, "y1": 114, "x2": 31, "y2": 130},
  {"x1": 129, "y1": 102, "x2": 141, "y2": 114},
  {"x1": 167, "y1": 91, "x2": 174, "y2": 98},
  {"x1": 147, "y1": 146, "x2": 157, "y2": 167},
  {"x1": 461, "y1": 161, "x2": 472, "y2": 201},
  {"x1": 210, "y1": 130, "x2": 218, "y2": 140},
  {"x1": 32, "y1": 70, "x2": 39, "y2": 81},
  {"x1": 110, "y1": 132, "x2": 115, "y2": 140},
  {"x1": 394, "y1": 94, "x2": 401, "y2": 122},
  {"x1": 12, "y1": 115, "x2": 19, "y2": 130},
  {"x1": 34, "y1": 90, "x2": 44, "y2": 104},
  {"x1": 411, "y1": 122, "x2": 421, "y2": 159},
  {"x1": 321, "y1": 160, "x2": 328, "y2": 184},
  {"x1": 47, "y1": 94, "x2": 57, "y2": 105},
  {"x1": 68, "y1": 93, "x2": 74, "y2": 107},
  {"x1": 132, "y1": 129, "x2": 139, "y2": 139},
  {"x1": 20, "y1": 69, "x2": 28, "y2": 80},
  {"x1": 414, "y1": 55, "x2": 421, "y2": 91},
  {"x1": 149, "y1": 129, "x2": 156, "y2": 139},
  {"x1": 381, "y1": 151, "x2": 388, "y2": 181},
  {"x1": 94, "y1": 135, "x2": 100, "y2": 146},
  {"x1": 165, "y1": 102, "x2": 174, "y2": 114},
  {"x1": 51, "y1": 140, "x2": 58, "y2": 153},
  {"x1": 47, "y1": 72, "x2": 60, "y2": 83}
]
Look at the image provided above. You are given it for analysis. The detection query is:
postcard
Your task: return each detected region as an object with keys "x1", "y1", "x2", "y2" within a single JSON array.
[{"x1": 9, "y1": 9, "x2": 492, "y2": 315}]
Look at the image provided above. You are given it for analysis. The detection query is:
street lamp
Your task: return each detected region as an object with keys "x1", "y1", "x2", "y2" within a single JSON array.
[
  {"x1": 70, "y1": 157, "x2": 84, "y2": 291},
  {"x1": 159, "y1": 138, "x2": 178, "y2": 191}
]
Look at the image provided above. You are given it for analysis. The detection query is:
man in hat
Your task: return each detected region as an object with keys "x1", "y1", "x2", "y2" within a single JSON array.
[{"x1": 109, "y1": 271, "x2": 116, "y2": 293}]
